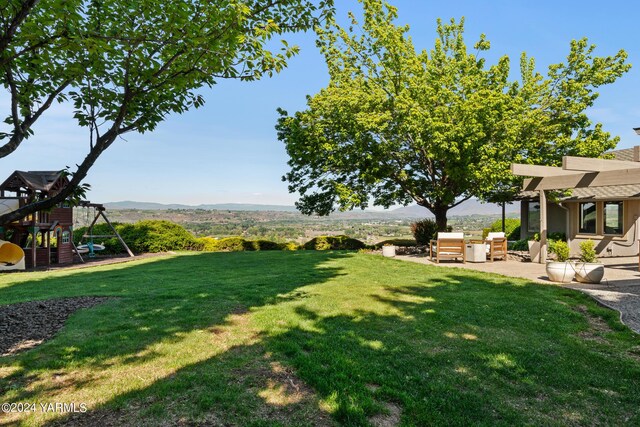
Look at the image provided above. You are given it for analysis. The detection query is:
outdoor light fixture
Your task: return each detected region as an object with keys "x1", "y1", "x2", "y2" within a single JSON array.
[{"x1": 635, "y1": 127, "x2": 640, "y2": 135}]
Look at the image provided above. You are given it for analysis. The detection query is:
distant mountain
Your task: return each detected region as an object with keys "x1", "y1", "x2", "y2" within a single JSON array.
[
  {"x1": 104, "y1": 199, "x2": 520, "y2": 218},
  {"x1": 392, "y1": 199, "x2": 520, "y2": 218},
  {"x1": 104, "y1": 201, "x2": 299, "y2": 212}
]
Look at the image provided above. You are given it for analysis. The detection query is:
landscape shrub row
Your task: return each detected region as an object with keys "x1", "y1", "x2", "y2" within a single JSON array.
[
  {"x1": 74, "y1": 220, "x2": 368, "y2": 254},
  {"x1": 73, "y1": 220, "x2": 201, "y2": 254}
]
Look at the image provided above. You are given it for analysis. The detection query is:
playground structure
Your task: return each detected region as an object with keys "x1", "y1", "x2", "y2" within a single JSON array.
[
  {"x1": 75, "y1": 201, "x2": 134, "y2": 260},
  {"x1": 0, "y1": 170, "x2": 133, "y2": 269},
  {"x1": 0, "y1": 240, "x2": 25, "y2": 270}
]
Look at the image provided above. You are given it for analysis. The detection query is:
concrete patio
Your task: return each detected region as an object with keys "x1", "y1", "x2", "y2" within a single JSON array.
[{"x1": 395, "y1": 254, "x2": 640, "y2": 333}]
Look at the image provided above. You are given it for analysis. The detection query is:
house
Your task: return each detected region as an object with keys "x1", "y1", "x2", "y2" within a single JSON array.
[
  {"x1": 0, "y1": 170, "x2": 75, "y2": 268},
  {"x1": 514, "y1": 147, "x2": 640, "y2": 259}
]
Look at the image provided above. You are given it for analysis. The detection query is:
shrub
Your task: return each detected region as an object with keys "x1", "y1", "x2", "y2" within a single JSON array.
[
  {"x1": 196, "y1": 237, "x2": 220, "y2": 251},
  {"x1": 530, "y1": 231, "x2": 566, "y2": 242},
  {"x1": 303, "y1": 235, "x2": 366, "y2": 250},
  {"x1": 508, "y1": 239, "x2": 529, "y2": 251},
  {"x1": 550, "y1": 240, "x2": 570, "y2": 262},
  {"x1": 248, "y1": 239, "x2": 283, "y2": 251},
  {"x1": 117, "y1": 220, "x2": 200, "y2": 253},
  {"x1": 213, "y1": 237, "x2": 247, "y2": 252},
  {"x1": 410, "y1": 219, "x2": 451, "y2": 245},
  {"x1": 196, "y1": 236, "x2": 298, "y2": 252},
  {"x1": 579, "y1": 240, "x2": 598, "y2": 263},
  {"x1": 488, "y1": 218, "x2": 521, "y2": 240}
]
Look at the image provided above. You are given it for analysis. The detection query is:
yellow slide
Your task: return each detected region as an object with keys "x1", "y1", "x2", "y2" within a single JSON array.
[{"x1": 0, "y1": 240, "x2": 25, "y2": 271}]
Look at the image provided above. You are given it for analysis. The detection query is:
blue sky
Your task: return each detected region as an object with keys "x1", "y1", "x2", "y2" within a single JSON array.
[{"x1": 1, "y1": 0, "x2": 639, "y2": 208}]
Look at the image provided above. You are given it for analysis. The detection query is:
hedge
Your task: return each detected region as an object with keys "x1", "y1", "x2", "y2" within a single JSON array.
[
  {"x1": 74, "y1": 220, "x2": 200, "y2": 254},
  {"x1": 302, "y1": 235, "x2": 366, "y2": 250},
  {"x1": 75, "y1": 220, "x2": 368, "y2": 254}
]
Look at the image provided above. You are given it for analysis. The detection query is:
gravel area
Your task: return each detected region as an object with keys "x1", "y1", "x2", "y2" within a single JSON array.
[
  {"x1": 566, "y1": 283, "x2": 640, "y2": 334},
  {"x1": 0, "y1": 297, "x2": 113, "y2": 356}
]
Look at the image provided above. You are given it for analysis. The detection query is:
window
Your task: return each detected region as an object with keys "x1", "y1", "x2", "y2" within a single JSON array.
[
  {"x1": 527, "y1": 202, "x2": 540, "y2": 232},
  {"x1": 61, "y1": 231, "x2": 70, "y2": 244},
  {"x1": 603, "y1": 201, "x2": 623, "y2": 235},
  {"x1": 579, "y1": 202, "x2": 596, "y2": 234}
]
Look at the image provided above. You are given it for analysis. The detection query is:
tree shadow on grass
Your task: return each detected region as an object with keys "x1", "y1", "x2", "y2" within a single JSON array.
[
  {"x1": 37, "y1": 266, "x2": 640, "y2": 425},
  {"x1": 0, "y1": 251, "x2": 349, "y2": 414},
  {"x1": 4, "y1": 259, "x2": 640, "y2": 425}
]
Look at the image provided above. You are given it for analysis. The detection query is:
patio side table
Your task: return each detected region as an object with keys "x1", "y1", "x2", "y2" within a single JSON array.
[{"x1": 465, "y1": 242, "x2": 486, "y2": 263}]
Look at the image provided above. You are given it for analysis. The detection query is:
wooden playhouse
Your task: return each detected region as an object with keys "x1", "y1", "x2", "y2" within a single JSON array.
[{"x1": 0, "y1": 170, "x2": 74, "y2": 268}]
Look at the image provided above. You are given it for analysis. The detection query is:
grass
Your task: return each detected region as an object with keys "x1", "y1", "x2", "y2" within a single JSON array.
[{"x1": 0, "y1": 251, "x2": 639, "y2": 426}]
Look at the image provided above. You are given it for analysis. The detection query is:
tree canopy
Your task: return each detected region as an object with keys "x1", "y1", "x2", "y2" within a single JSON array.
[
  {"x1": 0, "y1": 0, "x2": 333, "y2": 224},
  {"x1": 277, "y1": 0, "x2": 630, "y2": 229}
]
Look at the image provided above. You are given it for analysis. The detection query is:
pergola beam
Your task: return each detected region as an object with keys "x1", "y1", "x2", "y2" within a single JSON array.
[
  {"x1": 510, "y1": 164, "x2": 578, "y2": 177},
  {"x1": 562, "y1": 156, "x2": 640, "y2": 172},
  {"x1": 523, "y1": 167, "x2": 640, "y2": 191}
]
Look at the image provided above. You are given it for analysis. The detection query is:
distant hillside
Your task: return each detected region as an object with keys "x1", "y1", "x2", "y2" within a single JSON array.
[
  {"x1": 392, "y1": 199, "x2": 520, "y2": 218},
  {"x1": 104, "y1": 199, "x2": 520, "y2": 218},
  {"x1": 104, "y1": 201, "x2": 299, "y2": 212}
]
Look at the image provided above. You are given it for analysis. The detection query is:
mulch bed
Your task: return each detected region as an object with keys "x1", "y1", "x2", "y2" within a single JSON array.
[{"x1": 0, "y1": 297, "x2": 113, "y2": 357}]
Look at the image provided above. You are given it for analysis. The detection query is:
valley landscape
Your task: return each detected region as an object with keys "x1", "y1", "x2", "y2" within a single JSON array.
[{"x1": 77, "y1": 200, "x2": 520, "y2": 244}]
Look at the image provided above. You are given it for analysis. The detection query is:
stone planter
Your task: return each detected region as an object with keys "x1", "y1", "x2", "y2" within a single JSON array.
[
  {"x1": 574, "y1": 262, "x2": 605, "y2": 284},
  {"x1": 545, "y1": 261, "x2": 575, "y2": 283},
  {"x1": 382, "y1": 245, "x2": 396, "y2": 257}
]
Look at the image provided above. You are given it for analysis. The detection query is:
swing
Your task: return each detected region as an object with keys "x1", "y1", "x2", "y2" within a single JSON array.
[{"x1": 75, "y1": 202, "x2": 134, "y2": 261}]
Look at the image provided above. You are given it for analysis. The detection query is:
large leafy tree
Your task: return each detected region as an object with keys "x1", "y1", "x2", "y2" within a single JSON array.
[
  {"x1": 277, "y1": 0, "x2": 630, "y2": 229},
  {"x1": 0, "y1": 0, "x2": 333, "y2": 224}
]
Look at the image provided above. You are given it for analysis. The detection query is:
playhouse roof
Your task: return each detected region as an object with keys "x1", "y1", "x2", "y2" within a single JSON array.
[{"x1": 0, "y1": 171, "x2": 69, "y2": 194}]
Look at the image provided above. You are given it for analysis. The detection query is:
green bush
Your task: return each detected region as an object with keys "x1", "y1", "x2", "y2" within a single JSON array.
[
  {"x1": 549, "y1": 232, "x2": 567, "y2": 242},
  {"x1": 196, "y1": 236, "x2": 299, "y2": 252},
  {"x1": 117, "y1": 220, "x2": 200, "y2": 253},
  {"x1": 74, "y1": 220, "x2": 201, "y2": 254},
  {"x1": 488, "y1": 218, "x2": 521, "y2": 240},
  {"x1": 579, "y1": 240, "x2": 598, "y2": 263},
  {"x1": 550, "y1": 240, "x2": 570, "y2": 262},
  {"x1": 410, "y1": 219, "x2": 452, "y2": 245},
  {"x1": 196, "y1": 236, "x2": 219, "y2": 251},
  {"x1": 508, "y1": 239, "x2": 529, "y2": 251},
  {"x1": 212, "y1": 237, "x2": 247, "y2": 252},
  {"x1": 530, "y1": 231, "x2": 566, "y2": 242},
  {"x1": 248, "y1": 239, "x2": 283, "y2": 251},
  {"x1": 303, "y1": 235, "x2": 366, "y2": 251}
]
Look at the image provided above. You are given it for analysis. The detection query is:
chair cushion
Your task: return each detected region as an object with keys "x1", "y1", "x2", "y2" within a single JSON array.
[
  {"x1": 486, "y1": 232, "x2": 505, "y2": 241},
  {"x1": 437, "y1": 232, "x2": 464, "y2": 239}
]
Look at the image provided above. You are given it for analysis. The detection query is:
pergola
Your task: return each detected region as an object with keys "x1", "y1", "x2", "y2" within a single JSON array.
[{"x1": 511, "y1": 149, "x2": 640, "y2": 263}]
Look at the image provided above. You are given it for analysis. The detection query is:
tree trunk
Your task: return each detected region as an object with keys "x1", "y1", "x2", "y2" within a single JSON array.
[{"x1": 433, "y1": 205, "x2": 449, "y2": 231}]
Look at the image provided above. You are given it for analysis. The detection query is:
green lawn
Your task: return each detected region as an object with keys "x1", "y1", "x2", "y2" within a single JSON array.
[{"x1": 1, "y1": 252, "x2": 639, "y2": 426}]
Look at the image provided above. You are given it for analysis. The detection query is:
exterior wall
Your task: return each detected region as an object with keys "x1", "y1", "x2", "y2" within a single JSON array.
[
  {"x1": 56, "y1": 226, "x2": 74, "y2": 264},
  {"x1": 25, "y1": 247, "x2": 50, "y2": 268},
  {"x1": 520, "y1": 200, "x2": 567, "y2": 239},
  {"x1": 566, "y1": 199, "x2": 640, "y2": 257},
  {"x1": 50, "y1": 207, "x2": 72, "y2": 224}
]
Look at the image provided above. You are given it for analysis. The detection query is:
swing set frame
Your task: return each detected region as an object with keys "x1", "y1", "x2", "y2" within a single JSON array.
[{"x1": 76, "y1": 201, "x2": 134, "y2": 262}]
